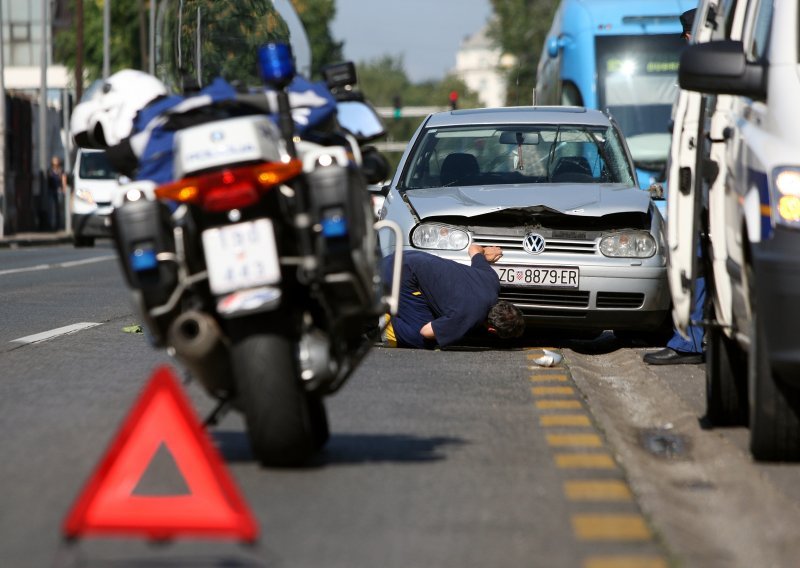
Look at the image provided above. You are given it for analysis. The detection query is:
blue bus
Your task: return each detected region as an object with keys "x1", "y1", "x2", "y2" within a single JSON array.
[{"x1": 535, "y1": 0, "x2": 696, "y2": 197}]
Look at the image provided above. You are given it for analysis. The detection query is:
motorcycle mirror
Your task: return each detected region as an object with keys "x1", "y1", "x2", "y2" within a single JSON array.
[{"x1": 337, "y1": 100, "x2": 385, "y2": 142}]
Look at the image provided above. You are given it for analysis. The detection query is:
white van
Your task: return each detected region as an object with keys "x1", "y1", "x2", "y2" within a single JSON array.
[
  {"x1": 671, "y1": 0, "x2": 800, "y2": 460},
  {"x1": 70, "y1": 148, "x2": 125, "y2": 247}
]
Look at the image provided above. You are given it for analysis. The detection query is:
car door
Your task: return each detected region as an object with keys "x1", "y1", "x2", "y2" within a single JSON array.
[
  {"x1": 666, "y1": 0, "x2": 717, "y2": 334},
  {"x1": 705, "y1": 0, "x2": 749, "y2": 329}
]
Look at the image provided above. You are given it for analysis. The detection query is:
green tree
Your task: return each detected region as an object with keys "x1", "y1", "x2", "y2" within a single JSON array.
[
  {"x1": 54, "y1": 0, "x2": 145, "y2": 83},
  {"x1": 355, "y1": 55, "x2": 481, "y2": 174},
  {"x1": 488, "y1": 0, "x2": 558, "y2": 105},
  {"x1": 290, "y1": 0, "x2": 344, "y2": 79}
]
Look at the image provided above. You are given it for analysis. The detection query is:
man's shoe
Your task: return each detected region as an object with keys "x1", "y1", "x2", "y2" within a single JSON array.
[{"x1": 643, "y1": 347, "x2": 704, "y2": 365}]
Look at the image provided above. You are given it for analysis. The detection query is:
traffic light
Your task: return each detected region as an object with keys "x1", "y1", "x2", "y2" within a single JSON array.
[
  {"x1": 449, "y1": 90, "x2": 459, "y2": 110},
  {"x1": 393, "y1": 95, "x2": 402, "y2": 119}
]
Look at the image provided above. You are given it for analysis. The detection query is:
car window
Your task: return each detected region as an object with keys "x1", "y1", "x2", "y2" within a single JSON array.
[
  {"x1": 400, "y1": 124, "x2": 636, "y2": 189},
  {"x1": 78, "y1": 151, "x2": 117, "y2": 180}
]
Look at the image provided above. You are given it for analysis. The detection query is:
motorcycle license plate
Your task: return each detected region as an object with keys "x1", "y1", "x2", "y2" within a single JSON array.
[
  {"x1": 493, "y1": 265, "x2": 579, "y2": 287},
  {"x1": 202, "y1": 220, "x2": 281, "y2": 295}
]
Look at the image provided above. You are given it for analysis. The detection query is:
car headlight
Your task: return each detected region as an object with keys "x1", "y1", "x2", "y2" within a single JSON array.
[
  {"x1": 772, "y1": 168, "x2": 800, "y2": 227},
  {"x1": 74, "y1": 188, "x2": 95, "y2": 204},
  {"x1": 599, "y1": 231, "x2": 656, "y2": 258},
  {"x1": 411, "y1": 223, "x2": 470, "y2": 250}
]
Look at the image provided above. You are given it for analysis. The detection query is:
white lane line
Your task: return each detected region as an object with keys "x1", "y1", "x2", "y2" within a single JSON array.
[
  {"x1": 11, "y1": 322, "x2": 102, "y2": 344},
  {"x1": 0, "y1": 255, "x2": 115, "y2": 276}
]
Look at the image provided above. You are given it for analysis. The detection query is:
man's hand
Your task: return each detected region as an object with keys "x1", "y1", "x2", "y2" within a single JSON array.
[
  {"x1": 470, "y1": 244, "x2": 503, "y2": 263},
  {"x1": 482, "y1": 246, "x2": 503, "y2": 263}
]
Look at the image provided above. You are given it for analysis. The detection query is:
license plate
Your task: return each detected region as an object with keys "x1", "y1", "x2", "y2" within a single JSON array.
[
  {"x1": 202, "y1": 219, "x2": 281, "y2": 295},
  {"x1": 494, "y1": 265, "x2": 579, "y2": 288}
]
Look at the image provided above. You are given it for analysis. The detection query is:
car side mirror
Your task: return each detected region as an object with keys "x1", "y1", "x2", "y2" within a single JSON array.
[
  {"x1": 367, "y1": 184, "x2": 390, "y2": 197},
  {"x1": 679, "y1": 40, "x2": 766, "y2": 99},
  {"x1": 361, "y1": 146, "x2": 390, "y2": 185}
]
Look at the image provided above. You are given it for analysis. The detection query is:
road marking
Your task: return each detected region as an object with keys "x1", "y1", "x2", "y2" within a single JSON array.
[
  {"x1": 11, "y1": 322, "x2": 102, "y2": 344},
  {"x1": 583, "y1": 556, "x2": 667, "y2": 568},
  {"x1": 572, "y1": 514, "x2": 652, "y2": 541},
  {"x1": 546, "y1": 433, "x2": 603, "y2": 447},
  {"x1": 540, "y1": 414, "x2": 591, "y2": 427},
  {"x1": 0, "y1": 255, "x2": 115, "y2": 276},
  {"x1": 554, "y1": 453, "x2": 616, "y2": 469},
  {"x1": 564, "y1": 480, "x2": 633, "y2": 502},
  {"x1": 531, "y1": 386, "x2": 575, "y2": 396},
  {"x1": 536, "y1": 399, "x2": 582, "y2": 410},
  {"x1": 530, "y1": 374, "x2": 569, "y2": 382}
]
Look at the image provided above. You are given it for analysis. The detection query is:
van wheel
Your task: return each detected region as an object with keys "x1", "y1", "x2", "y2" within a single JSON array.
[
  {"x1": 749, "y1": 290, "x2": 800, "y2": 460},
  {"x1": 74, "y1": 235, "x2": 95, "y2": 248},
  {"x1": 705, "y1": 304, "x2": 747, "y2": 426}
]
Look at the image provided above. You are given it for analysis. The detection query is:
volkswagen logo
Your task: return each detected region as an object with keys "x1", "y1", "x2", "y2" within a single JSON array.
[{"x1": 522, "y1": 232, "x2": 546, "y2": 255}]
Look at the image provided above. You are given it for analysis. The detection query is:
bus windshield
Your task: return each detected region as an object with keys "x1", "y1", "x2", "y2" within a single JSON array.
[{"x1": 596, "y1": 34, "x2": 686, "y2": 170}]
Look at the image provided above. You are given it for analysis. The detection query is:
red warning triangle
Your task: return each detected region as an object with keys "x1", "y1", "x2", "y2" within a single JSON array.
[{"x1": 62, "y1": 365, "x2": 258, "y2": 542}]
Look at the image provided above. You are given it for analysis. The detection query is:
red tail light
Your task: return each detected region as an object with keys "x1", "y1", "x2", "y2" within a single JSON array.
[{"x1": 154, "y1": 159, "x2": 303, "y2": 212}]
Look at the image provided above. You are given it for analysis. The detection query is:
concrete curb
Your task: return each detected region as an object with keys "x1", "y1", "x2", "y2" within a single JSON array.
[{"x1": 0, "y1": 232, "x2": 73, "y2": 248}]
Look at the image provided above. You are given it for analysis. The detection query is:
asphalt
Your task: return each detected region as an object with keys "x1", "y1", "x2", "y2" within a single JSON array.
[{"x1": 0, "y1": 230, "x2": 73, "y2": 248}]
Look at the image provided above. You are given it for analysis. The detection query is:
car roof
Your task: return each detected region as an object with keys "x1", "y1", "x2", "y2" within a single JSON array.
[{"x1": 424, "y1": 106, "x2": 613, "y2": 128}]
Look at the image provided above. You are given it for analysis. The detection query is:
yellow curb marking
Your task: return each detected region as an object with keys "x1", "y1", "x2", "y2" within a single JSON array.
[
  {"x1": 572, "y1": 514, "x2": 652, "y2": 541},
  {"x1": 530, "y1": 374, "x2": 569, "y2": 383},
  {"x1": 547, "y1": 433, "x2": 603, "y2": 447},
  {"x1": 555, "y1": 453, "x2": 616, "y2": 469},
  {"x1": 564, "y1": 480, "x2": 632, "y2": 501},
  {"x1": 584, "y1": 556, "x2": 667, "y2": 568},
  {"x1": 536, "y1": 399, "x2": 582, "y2": 410},
  {"x1": 531, "y1": 386, "x2": 575, "y2": 396},
  {"x1": 540, "y1": 414, "x2": 591, "y2": 427}
]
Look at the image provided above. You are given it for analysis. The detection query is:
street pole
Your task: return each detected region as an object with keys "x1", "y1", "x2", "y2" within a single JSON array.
[
  {"x1": 39, "y1": 0, "x2": 48, "y2": 230},
  {"x1": 103, "y1": 0, "x2": 110, "y2": 79},
  {"x1": 149, "y1": 0, "x2": 156, "y2": 75},
  {"x1": 63, "y1": 89, "x2": 71, "y2": 234},
  {"x1": 0, "y1": 2, "x2": 6, "y2": 237}
]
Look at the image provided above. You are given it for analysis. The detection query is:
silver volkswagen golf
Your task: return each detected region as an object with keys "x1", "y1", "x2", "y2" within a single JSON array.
[{"x1": 377, "y1": 106, "x2": 670, "y2": 335}]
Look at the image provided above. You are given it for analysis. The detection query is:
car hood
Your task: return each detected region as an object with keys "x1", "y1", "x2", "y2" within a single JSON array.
[{"x1": 403, "y1": 184, "x2": 651, "y2": 219}]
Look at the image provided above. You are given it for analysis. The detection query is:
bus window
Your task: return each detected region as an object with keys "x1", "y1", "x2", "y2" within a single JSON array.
[
  {"x1": 596, "y1": 34, "x2": 685, "y2": 170},
  {"x1": 561, "y1": 81, "x2": 583, "y2": 106}
]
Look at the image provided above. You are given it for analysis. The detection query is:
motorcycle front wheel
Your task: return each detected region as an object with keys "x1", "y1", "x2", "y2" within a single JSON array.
[{"x1": 232, "y1": 333, "x2": 329, "y2": 466}]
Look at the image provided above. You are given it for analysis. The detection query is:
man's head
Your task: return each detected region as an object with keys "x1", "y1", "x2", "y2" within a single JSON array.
[
  {"x1": 680, "y1": 8, "x2": 696, "y2": 41},
  {"x1": 487, "y1": 300, "x2": 526, "y2": 339}
]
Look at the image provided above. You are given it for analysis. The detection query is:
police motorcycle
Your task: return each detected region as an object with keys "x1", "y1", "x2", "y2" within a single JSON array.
[{"x1": 69, "y1": 1, "x2": 401, "y2": 466}]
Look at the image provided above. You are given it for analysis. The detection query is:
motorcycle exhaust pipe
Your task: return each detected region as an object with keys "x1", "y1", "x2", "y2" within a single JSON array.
[{"x1": 167, "y1": 310, "x2": 234, "y2": 397}]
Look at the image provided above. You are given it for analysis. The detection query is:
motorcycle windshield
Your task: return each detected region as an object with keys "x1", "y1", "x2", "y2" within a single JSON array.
[{"x1": 154, "y1": 0, "x2": 312, "y2": 93}]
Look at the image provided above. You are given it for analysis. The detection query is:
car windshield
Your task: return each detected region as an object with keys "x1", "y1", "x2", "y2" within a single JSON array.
[
  {"x1": 79, "y1": 151, "x2": 117, "y2": 180},
  {"x1": 400, "y1": 124, "x2": 636, "y2": 190}
]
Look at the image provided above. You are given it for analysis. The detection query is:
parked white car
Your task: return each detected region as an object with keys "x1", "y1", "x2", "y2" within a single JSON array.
[
  {"x1": 70, "y1": 148, "x2": 125, "y2": 247},
  {"x1": 671, "y1": 0, "x2": 800, "y2": 460}
]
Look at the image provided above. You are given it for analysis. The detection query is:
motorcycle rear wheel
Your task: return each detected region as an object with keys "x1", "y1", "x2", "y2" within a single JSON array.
[{"x1": 232, "y1": 333, "x2": 328, "y2": 466}]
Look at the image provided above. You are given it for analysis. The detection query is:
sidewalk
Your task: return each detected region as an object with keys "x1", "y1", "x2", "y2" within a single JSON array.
[{"x1": 0, "y1": 231, "x2": 73, "y2": 248}]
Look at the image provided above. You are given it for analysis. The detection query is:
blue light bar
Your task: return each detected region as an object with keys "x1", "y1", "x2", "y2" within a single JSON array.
[{"x1": 258, "y1": 43, "x2": 296, "y2": 87}]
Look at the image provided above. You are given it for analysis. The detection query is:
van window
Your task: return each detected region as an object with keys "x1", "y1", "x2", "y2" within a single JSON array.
[
  {"x1": 79, "y1": 151, "x2": 116, "y2": 180},
  {"x1": 747, "y1": 0, "x2": 774, "y2": 61}
]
